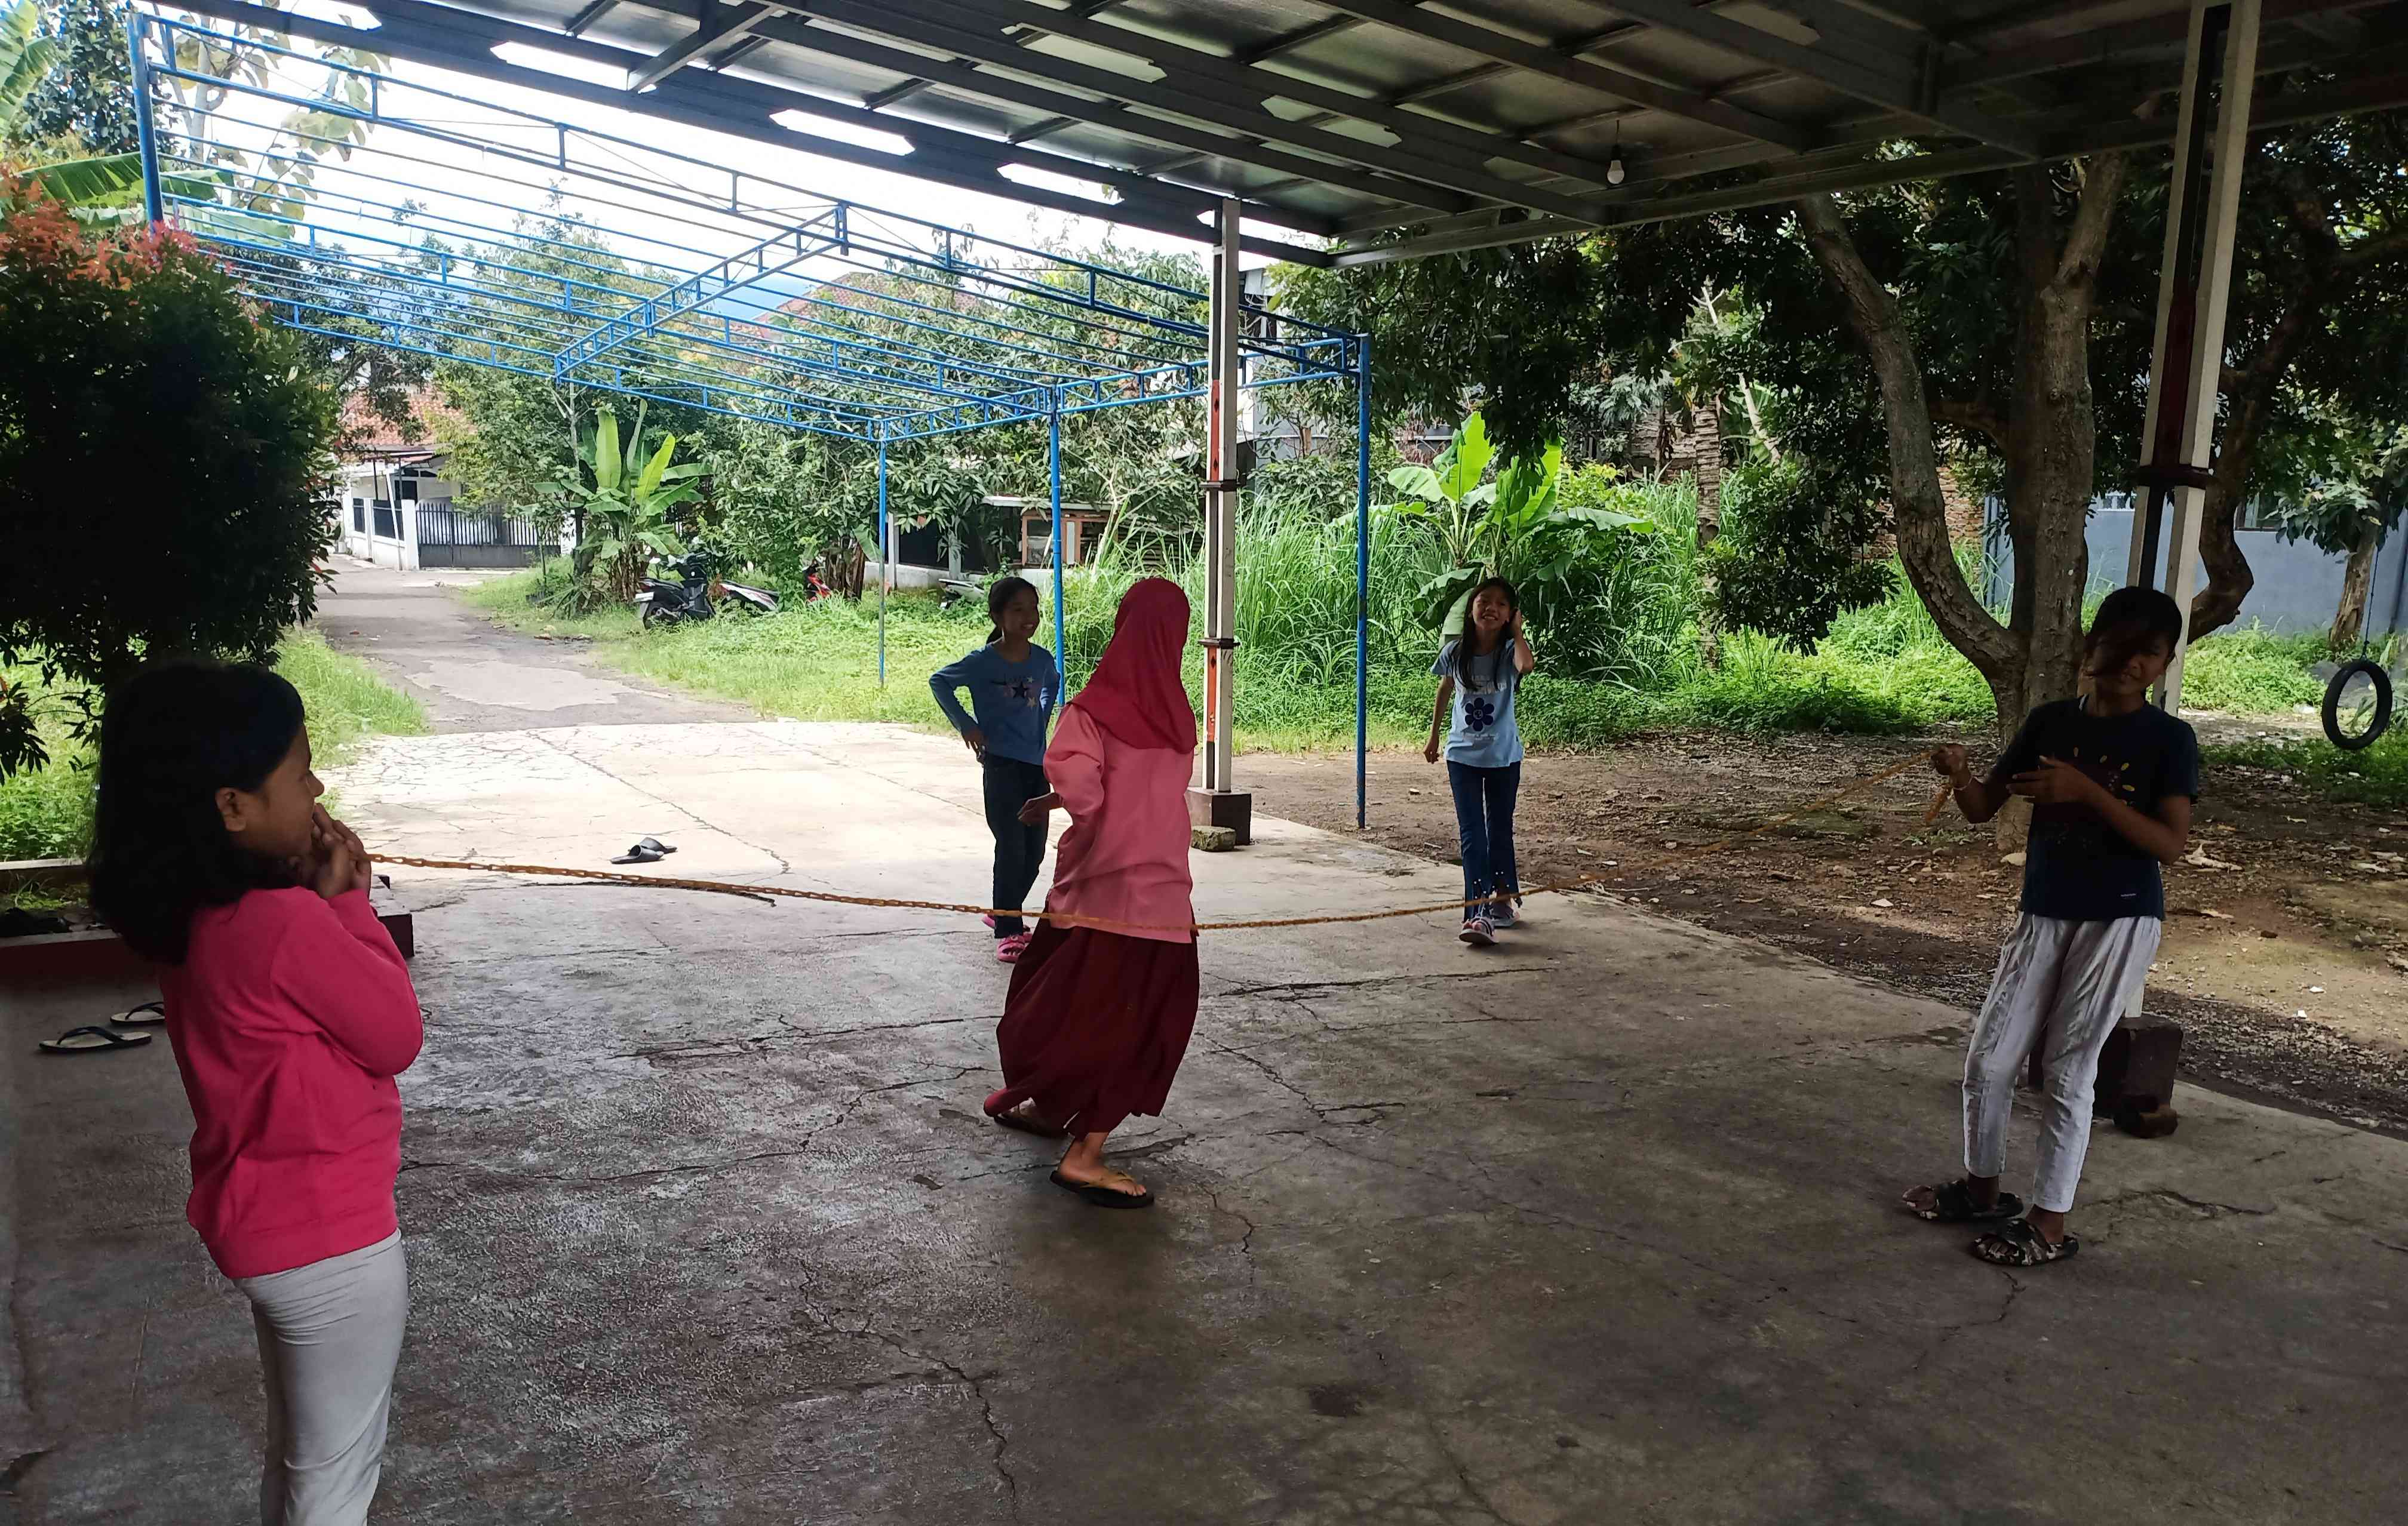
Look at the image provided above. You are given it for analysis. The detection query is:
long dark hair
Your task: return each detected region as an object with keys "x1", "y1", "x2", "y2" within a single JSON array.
[
  {"x1": 88, "y1": 660, "x2": 307, "y2": 965},
  {"x1": 986, "y1": 575, "x2": 1039, "y2": 645},
  {"x1": 1460, "y1": 577, "x2": 1521, "y2": 688}
]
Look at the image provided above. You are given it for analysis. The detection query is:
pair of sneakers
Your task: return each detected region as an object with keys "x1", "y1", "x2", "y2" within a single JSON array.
[{"x1": 1458, "y1": 897, "x2": 1519, "y2": 947}]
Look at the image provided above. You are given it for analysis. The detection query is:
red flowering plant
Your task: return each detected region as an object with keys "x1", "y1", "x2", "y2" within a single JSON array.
[{"x1": 0, "y1": 180, "x2": 339, "y2": 779}]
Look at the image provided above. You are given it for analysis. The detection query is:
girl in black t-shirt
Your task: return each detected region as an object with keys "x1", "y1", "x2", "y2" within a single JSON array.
[{"x1": 1902, "y1": 588, "x2": 2199, "y2": 1268}]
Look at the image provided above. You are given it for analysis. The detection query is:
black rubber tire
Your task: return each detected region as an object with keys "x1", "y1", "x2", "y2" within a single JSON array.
[
  {"x1": 639, "y1": 598, "x2": 676, "y2": 630},
  {"x1": 2321, "y1": 657, "x2": 2392, "y2": 752}
]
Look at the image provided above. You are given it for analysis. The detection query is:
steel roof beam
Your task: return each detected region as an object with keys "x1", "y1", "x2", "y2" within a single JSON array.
[
  {"x1": 730, "y1": 2, "x2": 1488, "y2": 214},
  {"x1": 901, "y1": 0, "x2": 1660, "y2": 191},
  {"x1": 1289, "y1": 0, "x2": 1817, "y2": 151},
  {"x1": 162, "y1": 0, "x2": 1342, "y2": 263},
  {"x1": 626, "y1": 0, "x2": 776, "y2": 91},
  {"x1": 1543, "y1": 0, "x2": 2039, "y2": 153},
  {"x1": 767, "y1": 0, "x2": 1595, "y2": 216},
  {"x1": 1337, "y1": 50, "x2": 2408, "y2": 264},
  {"x1": 563, "y1": 0, "x2": 618, "y2": 34},
  {"x1": 1943, "y1": 0, "x2": 2383, "y2": 90}
]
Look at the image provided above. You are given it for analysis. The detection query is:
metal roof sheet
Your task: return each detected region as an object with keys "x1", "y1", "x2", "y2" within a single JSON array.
[{"x1": 166, "y1": 0, "x2": 2408, "y2": 265}]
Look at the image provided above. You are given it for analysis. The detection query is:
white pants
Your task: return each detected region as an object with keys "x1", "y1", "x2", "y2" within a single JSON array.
[
  {"x1": 235, "y1": 1232, "x2": 409, "y2": 1526},
  {"x1": 1962, "y1": 915, "x2": 2161, "y2": 1214}
]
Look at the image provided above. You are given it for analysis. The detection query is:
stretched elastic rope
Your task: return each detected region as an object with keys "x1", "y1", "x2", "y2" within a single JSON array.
[{"x1": 377, "y1": 752, "x2": 1931, "y2": 937}]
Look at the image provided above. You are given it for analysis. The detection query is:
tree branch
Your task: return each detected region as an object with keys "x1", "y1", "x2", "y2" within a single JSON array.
[
  {"x1": 1793, "y1": 193, "x2": 2018, "y2": 702},
  {"x1": 1931, "y1": 399, "x2": 2008, "y2": 449},
  {"x1": 2337, "y1": 225, "x2": 2408, "y2": 273},
  {"x1": 2057, "y1": 152, "x2": 2130, "y2": 286}
]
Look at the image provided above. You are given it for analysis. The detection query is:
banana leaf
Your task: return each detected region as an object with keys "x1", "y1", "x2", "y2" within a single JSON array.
[{"x1": 0, "y1": 1, "x2": 52, "y2": 136}]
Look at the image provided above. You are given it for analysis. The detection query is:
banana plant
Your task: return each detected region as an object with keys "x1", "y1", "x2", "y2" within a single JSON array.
[
  {"x1": 1, "y1": 0, "x2": 223, "y2": 221},
  {"x1": 1385, "y1": 410, "x2": 1653, "y2": 640},
  {"x1": 554, "y1": 404, "x2": 707, "y2": 606}
]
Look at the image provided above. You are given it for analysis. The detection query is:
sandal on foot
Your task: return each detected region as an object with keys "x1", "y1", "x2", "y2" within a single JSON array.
[
  {"x1": 40, "y1": 1025, "x2": 153, "y2": 1055},
  {"x1": 1905, "y1": 1179, "x2": 2024, "y2": 1223},
  {"x1": 1050, "y1": 1168, "x2": 1152, "y2": 1209},
  {"x1": 110, "y1": 1001, "x2": 167, "y2": 1028},
  {"x1": 983, "y1": 1091, "x2": 1067, "y2": 1139},
  {"x1": 1970, "y1": 1217, "x2": 2078, "y2": 1267}
]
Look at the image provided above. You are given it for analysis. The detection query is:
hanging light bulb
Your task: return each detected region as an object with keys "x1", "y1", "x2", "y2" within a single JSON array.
[{"x1": 1607, "y1": 155, "x2": 1626, "y2": 186}]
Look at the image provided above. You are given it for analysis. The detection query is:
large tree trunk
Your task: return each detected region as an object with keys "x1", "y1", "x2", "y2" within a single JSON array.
[
  {"x1": 1794, "y1": 193, "x2": 2023, "y2": 732},
  {"x1": 2000, "y1": 165, "x2": 2112, "y2": 722},
  {"x1": 1794, "y1": 162, "x2": 2124, "y2": 736},
  {"x1": 2332, "y1": 526, "x2": 2379, "y2": 648}
]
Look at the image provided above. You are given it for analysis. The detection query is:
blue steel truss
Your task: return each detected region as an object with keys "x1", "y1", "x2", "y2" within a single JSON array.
[{"x1": 131, "y1": 16, "x2": 1362, "y2": 445}]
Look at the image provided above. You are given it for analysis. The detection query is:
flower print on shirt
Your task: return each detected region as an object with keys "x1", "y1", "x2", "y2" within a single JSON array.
[{"x1": 1464, "y1": 694, "x2": 1498, "y2": 732}]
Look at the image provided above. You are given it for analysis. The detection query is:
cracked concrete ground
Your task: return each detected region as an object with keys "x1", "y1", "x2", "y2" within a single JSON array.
[{"x1": 4, "y1": 575, "x2": 2407, "y2": 1523}]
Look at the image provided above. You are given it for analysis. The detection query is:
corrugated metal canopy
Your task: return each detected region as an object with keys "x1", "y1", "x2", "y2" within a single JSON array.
[{"x1": 172, "y1": 0, "x2": 2408, "y2": 264}]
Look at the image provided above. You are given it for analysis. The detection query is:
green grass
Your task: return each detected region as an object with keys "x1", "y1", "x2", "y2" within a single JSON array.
[
  {"x1": 2176, "y1": 624, "x2": 2329, "y2": 715},
  {"x1": 462, "y1": 504, "x2": 2352, "y2": 762},
  {"x1": 0, "y1": 631, "x2": 426, "y2": 867},
  {"x1": 2205, "y1": 728, "x2": 2408, "y2": 809}
]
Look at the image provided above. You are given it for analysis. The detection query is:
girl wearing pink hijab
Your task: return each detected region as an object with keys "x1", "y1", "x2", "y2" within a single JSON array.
[{"x1": 983, "y1": 577, "x2": 1200, "y2": 1208}]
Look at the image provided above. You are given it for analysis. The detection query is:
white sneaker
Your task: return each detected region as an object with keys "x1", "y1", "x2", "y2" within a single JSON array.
[{"x1": 1458, "y1": 917, "x2": 1495, "y2": 947}]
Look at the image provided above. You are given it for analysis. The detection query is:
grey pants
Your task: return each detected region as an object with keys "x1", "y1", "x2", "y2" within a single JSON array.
[
  {"x1": 235, "y1": 1232, "x2": 409, "y2": 1526},
  {"x1": 1962, "y1": 915, "x2": 2162, "y2": 1214}
]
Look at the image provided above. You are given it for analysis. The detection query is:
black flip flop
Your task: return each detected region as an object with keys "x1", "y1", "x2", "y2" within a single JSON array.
[
  {"x1": 1970, "y1": 1216, "x2": 2079, "y2": 1267},
  {"x1": 110, "y1": 1001, "x2": 168, "y2": 1028},
  {"x1": 1050, "y1": 1168, "x2": 1153, "y2": 1209},
  {"x1": 609, "y1": 844, "x2": 666, "y2": 865},
  {"x1": 1905, "y1": 1179, "x2": 2024, "y2": 1223},
  {"x1": 638, "y1": 836, "x2": 677, "y2": 856},
  {"x1": 40, "y1": 1025, "x2": 153, "y2": 1056}
]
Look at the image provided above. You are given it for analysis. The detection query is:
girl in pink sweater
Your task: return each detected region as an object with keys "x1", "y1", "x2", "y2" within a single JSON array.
[
  {"x1": 90, "y1": 660, "x2": 423, "y2": 1526},
  {"x1": 983, "y1": 578, "x2": 1200, "y2": 1208}
]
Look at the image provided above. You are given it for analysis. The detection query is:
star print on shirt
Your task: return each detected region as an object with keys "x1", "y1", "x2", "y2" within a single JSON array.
[{"x1": 1007, "y1": 678, "x2": 1038, "y2": 707}]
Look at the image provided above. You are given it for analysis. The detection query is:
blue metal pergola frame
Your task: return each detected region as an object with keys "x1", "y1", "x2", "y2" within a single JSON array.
[{"x1": 132, "y1": 13, "x2": 1381, "y2": 824}]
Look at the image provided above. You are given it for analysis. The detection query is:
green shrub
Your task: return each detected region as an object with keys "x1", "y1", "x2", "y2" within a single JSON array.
[{"x1": 0, "y1": 198, "x2": 340, "y2": 778}]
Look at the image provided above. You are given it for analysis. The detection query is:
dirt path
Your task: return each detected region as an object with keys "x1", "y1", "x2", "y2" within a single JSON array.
[
  {"x1": 1242, "y1": 731, "x2": 2408, "y2": 1134},
  {"x1": 318, "y1": 560, "x2": 751, "y2": 732}
]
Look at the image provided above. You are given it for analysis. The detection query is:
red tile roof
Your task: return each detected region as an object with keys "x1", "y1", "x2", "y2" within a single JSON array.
[{"x1": 339, "y1": 387, "x2": 468, "y2": 454}]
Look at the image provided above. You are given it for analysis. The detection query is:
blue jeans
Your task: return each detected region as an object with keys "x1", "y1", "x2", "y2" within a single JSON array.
[{"x1": 1446, "y1": 760, "x2": 1521, "y2": 913}]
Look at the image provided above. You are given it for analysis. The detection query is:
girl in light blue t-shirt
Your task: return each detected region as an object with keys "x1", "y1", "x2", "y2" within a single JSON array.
[{"x1": 1423, "y1": 577, "x2": 1535, "y2": 947}]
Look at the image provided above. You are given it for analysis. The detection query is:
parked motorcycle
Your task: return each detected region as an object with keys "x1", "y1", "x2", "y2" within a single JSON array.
[{"x1": 637, "y1": 550, "x2": 780, "y2": 629}]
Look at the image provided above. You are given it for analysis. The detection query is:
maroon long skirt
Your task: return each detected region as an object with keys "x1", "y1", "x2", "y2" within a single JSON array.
[{"x1": 991, "y1": 922, "x2": 1201, "y2": 1137}]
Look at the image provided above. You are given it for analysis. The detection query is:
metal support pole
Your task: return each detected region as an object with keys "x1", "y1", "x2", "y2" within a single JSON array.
[
  {"x1": 128, "y1": 13, "x2": 163, "y2": 226},
  {"x1": 876, "y1": 437, "x2": 888, "y2": 687},
  {"x1": 1355, "y1": 335, "x2": 1373, "y2": 833},
  {"x1": 1190, "y1": 198, "x2": 1251, "y2": 844},
  {"x1": 2123, "y1": 0, "x2": 2259, "y2": 1022},
  {"x1": 1049, "y1": 408, "x2": 1066, "y2": 678},
  {"x1": 2131, "y1": 0, "x2": 2260, "y2": 713}
]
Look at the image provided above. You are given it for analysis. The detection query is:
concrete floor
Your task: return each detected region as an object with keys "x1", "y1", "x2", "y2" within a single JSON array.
[{"x1": 4, "y1": 570, "x2": 2407, "y2": 1524}]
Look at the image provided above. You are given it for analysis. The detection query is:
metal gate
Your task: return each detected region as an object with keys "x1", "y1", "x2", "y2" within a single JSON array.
[{"x1": 415, "y1": 501, "x2": 552, "y2": 569}]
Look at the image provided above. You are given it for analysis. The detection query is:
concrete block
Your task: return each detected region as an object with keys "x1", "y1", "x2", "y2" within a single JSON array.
[{"x1": 1192, "y1": 825, "x2": 1239, "y2": 853}]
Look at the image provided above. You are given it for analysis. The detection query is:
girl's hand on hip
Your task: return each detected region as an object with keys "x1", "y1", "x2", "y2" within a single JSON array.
[
  {"x1": 962, "y1": 726, "x2": 986, "y2": 758},
  {"x1": 1017, "y1": 792, "x2": 1061, "y2": 827}
]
